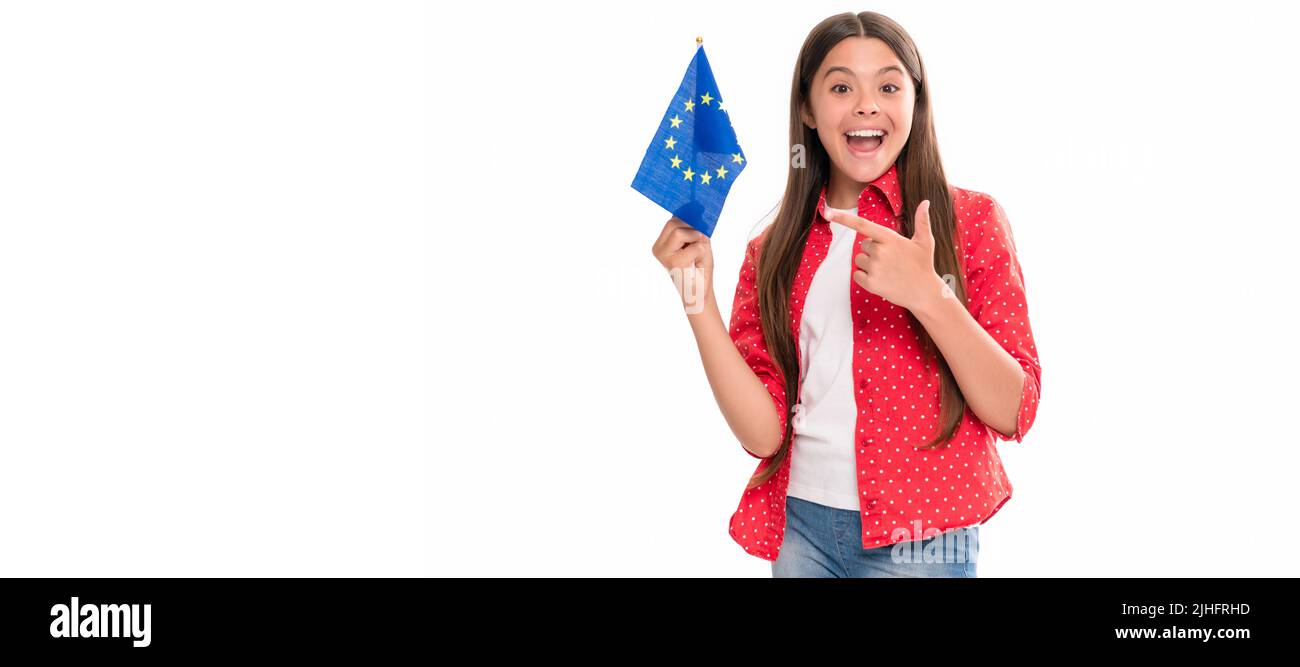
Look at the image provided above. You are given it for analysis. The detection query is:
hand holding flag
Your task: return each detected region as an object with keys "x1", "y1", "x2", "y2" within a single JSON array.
[{"x1": 651, "y1": 216, "x2": 713, "y2": 315}]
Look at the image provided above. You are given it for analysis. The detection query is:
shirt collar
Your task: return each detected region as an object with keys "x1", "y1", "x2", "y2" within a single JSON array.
[{"x1": 815, "y1": 162, "x2": 903, "y2": 223}]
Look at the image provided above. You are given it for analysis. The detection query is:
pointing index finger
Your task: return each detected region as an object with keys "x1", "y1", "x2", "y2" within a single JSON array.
[{"x1": 824, "y1": 208, "x2": 895, "y2": 242}]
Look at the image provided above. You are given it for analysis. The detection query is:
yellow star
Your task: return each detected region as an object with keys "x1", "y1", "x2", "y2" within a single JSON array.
[
  {"x1": 700, "y1": 92, "x2": 713, "y2": 105},
  {"x1": 684, "y1": 99, "x2": 695, "y2": 112},
  {"x1": 700, "y1": 171, "x2": 712, "y2": 185},
  {"x1": 682, "y1": 167, "x2": 694, "y2": 181},
  {"x1": 669, "y1": 115, "x2": 683, "y2": 129},
  {"x1": 718, "y1": 101, "x2": 727, "y2": 112},
  {"x1": 664, "y1": 136, "x2": 677, "y2": 150},
  {"x1": 731, "y1": 153, "x2": 745, "y2": 164},
  {"x1": 715, "y1": 165, "x2": 728, "y2": 180},
  {"x1": 670, "y1": 155, "x2": 682, "y2": 169}
]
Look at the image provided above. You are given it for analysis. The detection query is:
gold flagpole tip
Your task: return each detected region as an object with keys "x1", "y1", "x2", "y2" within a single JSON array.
[{"x1": 696, "y1": 36, "x2": 703, "y2": 46}]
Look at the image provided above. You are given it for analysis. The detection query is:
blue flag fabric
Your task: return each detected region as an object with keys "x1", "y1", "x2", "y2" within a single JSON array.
[{"x1": 631, "y1": 45, "x2": 746, "y2": 237}]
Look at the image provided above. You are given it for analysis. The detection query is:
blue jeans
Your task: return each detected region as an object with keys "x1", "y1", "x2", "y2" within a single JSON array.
[{"x1": 771, "y1": 496, "x2": 979, "y2": 578}]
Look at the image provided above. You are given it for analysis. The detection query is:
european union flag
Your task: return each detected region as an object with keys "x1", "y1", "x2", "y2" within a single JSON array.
[{"x1": 631, "y1": 44, "x2": 746, "y2": 237}]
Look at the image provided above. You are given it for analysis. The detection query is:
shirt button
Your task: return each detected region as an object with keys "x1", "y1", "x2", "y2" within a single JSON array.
[{"x1": 792, "y1": 403, "x2": 806, "y2": 430}]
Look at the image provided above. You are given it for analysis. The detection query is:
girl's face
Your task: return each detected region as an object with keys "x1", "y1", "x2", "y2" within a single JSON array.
[{"x1": 800, "y1": 37, "x2": 914, "y2": 204}]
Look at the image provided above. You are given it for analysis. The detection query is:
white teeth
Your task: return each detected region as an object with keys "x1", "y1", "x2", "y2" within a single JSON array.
[{"x1": 845, "y1": 129, "x2": 885, "y2": 137}]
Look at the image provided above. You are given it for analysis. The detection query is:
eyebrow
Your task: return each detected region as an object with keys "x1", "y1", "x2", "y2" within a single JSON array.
[{"x1": 825, "y1": 65, "x2": 904, "y2": 79}]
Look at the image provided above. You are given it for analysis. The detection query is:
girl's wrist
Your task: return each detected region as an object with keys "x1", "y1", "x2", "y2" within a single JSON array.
[
  {"x1": 908, "y1": 272, "x2": 951, "y2": 320},
  {"x1": 685, "y1": 290, "x2": 720, "y2": 324}
]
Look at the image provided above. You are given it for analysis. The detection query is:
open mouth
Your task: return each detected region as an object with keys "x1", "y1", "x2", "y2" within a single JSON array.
[{"x1": 844, "y1": 131, "x2": 886, "y2": 157}]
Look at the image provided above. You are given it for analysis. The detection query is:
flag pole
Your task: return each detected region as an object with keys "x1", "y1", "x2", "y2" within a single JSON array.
[{"x1": 692, "y1": 37, "x2": 702, "y2": 222}]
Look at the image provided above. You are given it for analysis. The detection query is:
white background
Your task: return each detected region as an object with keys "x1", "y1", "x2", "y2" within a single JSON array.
[{"x1": 3, "y1": 1, "x2": 1298, "y2": 577}]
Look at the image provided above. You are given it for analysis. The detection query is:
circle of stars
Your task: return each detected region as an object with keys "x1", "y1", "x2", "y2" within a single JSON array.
[{"x1": 659, "y1": 90, "x2": 744, "y2": 185}]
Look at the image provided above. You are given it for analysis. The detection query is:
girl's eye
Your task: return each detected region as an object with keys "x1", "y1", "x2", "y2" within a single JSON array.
[{"x1": 834, "y1": 83, "x2": 899, "y2": 94}]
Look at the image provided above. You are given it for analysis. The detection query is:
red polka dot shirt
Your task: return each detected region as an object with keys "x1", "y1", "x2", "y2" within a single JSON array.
[{"x1": 726, "y1": 162, "x2": 1042, "y2": 561}]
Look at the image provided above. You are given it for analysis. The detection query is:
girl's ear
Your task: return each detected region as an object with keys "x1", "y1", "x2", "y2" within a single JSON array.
[{"x1": 799, "y1": 100, "x2": 816, "y2": 130}]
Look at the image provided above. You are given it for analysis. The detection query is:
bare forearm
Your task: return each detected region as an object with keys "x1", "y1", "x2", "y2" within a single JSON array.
[
  {"x1": 687, "y1": 294, "x2": 783, "y2": 458},
  {"x1": 910, "y1": 280, "x2": 1024, "y2": 437}
]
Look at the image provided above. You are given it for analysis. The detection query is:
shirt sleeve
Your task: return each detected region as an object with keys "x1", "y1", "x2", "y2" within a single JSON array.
[
  {"x1": 963, "y1": 194, "x2": 1042, "y2": 443},
  {"x1": 727, "y1": 234, "x2": 789, "y2": 458}
]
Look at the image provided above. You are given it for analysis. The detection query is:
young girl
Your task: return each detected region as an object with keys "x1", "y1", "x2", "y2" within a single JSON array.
[{"x1": 651, "y1": 12, "x2": 1041, "y2": 577}]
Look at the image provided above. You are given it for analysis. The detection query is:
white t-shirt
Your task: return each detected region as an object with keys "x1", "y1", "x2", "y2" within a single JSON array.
[{"x1": 786, "y1": 205, "x2": 862, "y2": 511}]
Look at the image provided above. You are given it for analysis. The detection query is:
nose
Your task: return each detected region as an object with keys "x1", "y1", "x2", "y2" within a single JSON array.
[{"x1": 855, "y1": 93, "x2": 879, "y2": 116}]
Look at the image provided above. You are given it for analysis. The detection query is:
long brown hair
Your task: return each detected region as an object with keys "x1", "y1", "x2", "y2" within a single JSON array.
[{"x1": 748, "y1": 11, "x2": 968, "y2": 489}]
